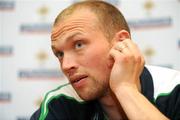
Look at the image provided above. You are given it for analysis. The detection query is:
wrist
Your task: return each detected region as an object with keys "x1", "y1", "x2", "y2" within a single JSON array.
[{"x1": 111, "y1": 83, "x2": 139, "y2": 95}]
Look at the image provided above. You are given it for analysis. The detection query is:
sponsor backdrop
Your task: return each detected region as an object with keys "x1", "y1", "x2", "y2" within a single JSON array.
[{"x1": 0, "y1": 0, "x2": 179, "y2": 119}]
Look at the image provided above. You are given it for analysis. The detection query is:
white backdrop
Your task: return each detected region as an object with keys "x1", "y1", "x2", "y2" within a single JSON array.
[{"x1": 0, "y1": 0, "x2": 180, "y2": 119}]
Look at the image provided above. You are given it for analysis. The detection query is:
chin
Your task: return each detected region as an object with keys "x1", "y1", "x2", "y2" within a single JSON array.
[
  {"x1": 78, "y1": 90, "x2": 106, "y2": 101},
  {"x1": 78, "y1": 94, "x2": 97, "y2": 101}
]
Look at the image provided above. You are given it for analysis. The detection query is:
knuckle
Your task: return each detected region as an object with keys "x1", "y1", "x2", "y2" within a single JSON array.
[
  {"x1": 128, "y1": 54, "x2": 134, "y2": 59},
  {"x1": 135, "y1": 55, "x2": 142, "y2": 63},
  {"x1": 122, "y1": 55, "x2": 132, "y2": 63}
]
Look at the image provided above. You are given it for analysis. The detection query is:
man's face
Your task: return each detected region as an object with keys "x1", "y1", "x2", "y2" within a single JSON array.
[{"x1": 51, "y1": 9, "x2": 112, "y2": 101}]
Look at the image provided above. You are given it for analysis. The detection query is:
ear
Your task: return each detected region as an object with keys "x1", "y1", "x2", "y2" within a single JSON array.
[{"x1": 114, "y1": 30, "x2": 130, "y2": 42}]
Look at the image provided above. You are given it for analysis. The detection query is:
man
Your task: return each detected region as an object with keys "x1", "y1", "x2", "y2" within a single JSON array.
[{"x1": 31, "y1": 1, "x2": 180, "y2": 120}]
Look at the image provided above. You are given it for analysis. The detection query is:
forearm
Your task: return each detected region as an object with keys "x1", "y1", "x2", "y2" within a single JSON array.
[{"x1": 112, "y1": 84, "x2": 169, "y2": 120}]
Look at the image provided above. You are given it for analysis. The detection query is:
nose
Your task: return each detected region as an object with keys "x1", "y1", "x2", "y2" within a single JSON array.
[{"x1": 61, "y1": 53, "x2": 78, "y2": 76}]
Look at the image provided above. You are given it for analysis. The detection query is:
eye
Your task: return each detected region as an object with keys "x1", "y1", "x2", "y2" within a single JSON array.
[
  {"x1": 56, "y1": 51, "x2": 64, "y2": 59},
  {"x1": 74, "y1": 41, "x2": 84, "y2": 49}
]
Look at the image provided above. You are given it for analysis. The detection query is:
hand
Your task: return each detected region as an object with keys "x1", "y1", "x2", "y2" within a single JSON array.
[
  {"x1": 109, "y1": 39, "x2": 145, "y2": 92},
  {"x1": 109, "y1": 38, "x2": 168, "y2": 120}
]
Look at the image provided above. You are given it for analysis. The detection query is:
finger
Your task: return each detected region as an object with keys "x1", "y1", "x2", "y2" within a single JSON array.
[
  {"x1": 109, "y1": 46, "x2": 135, "y2": 70},
  {"x1": 109, "y1": 47, "x2": 124, "y2": 63},
  {"x1": 114, "y1": 40, "x2": 134, "y2": 63},
  {"x1": 114, "y1": 42, "x2": 128, "y2": 53},
  {"x1": 122, "y1": 39, "x2": 145, "y2": 75},
  {"x1": 122, "y1": 39, "x2": 141, "y2": 56},
  {"x1": 121, "y1": 39, "x2": 143, "y2": 61}
]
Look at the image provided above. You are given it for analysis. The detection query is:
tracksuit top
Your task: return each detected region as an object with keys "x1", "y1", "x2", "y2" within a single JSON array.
[{"x1": 31, "y1": 65, "x2": 180, "y2": 120}]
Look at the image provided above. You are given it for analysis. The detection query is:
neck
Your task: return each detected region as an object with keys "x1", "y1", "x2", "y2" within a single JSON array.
[{"x1": 99, "y1": 90, "x2": 128, "y2": 120}]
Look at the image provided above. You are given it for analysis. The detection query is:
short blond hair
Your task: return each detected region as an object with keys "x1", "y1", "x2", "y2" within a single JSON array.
[{"x1": 53, "y1": 0, "x2": 130, "y2": 40}]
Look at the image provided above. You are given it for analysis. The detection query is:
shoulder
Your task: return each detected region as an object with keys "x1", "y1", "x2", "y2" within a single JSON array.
[
  {"x1": 146, "y1": 65, "x2": 180, "y2": 119},
  {"x1": 40, "y1": 83, "x2": 84, "y2": 119},
  {"x1": 31, "y1": 83, "x2": 95, "y2": 120},
  {"x1": 41, "y1": 83, "x2": 84, "y2": 106},
  {"x1": 146, "y1": 65, "x2": 180, "y2": 99}
]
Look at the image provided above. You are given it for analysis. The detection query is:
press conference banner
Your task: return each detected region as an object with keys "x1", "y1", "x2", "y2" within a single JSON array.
[{"x1": 0, "y1": 0, "x2": 180, "y2": 119}]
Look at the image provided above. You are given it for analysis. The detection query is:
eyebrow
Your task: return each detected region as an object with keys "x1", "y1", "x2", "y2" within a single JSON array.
[
  {"x1": 53, "y1": 31, "x2": 83, "y2": 42},
  {"x1": 51, "y1": 32, "x2": 83, "y2": 50}
]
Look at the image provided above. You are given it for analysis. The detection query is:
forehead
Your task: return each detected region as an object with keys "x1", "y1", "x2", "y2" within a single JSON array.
[{"x1": 51, "y1": 9, "x2": 100, "y2": 39}]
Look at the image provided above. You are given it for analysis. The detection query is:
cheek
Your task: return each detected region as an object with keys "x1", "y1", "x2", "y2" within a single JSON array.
[{"x1": 82, "y1": 48, "x2": 111, "y2": 74}]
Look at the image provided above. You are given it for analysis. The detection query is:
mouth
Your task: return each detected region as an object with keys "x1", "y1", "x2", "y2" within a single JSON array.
[{"x1": 69, "y1": 75, "x2": 88, "y2": 84}]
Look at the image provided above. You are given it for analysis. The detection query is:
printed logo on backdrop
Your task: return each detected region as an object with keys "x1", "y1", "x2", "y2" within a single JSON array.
[
  {"x1": 143, "y1": 47, "x2": 173, "y2": 69},
  {"x1": 143, "y1": 46, "x2": 155, "y2": 64},
  {"x1": 18, "y1": 50, "x2": 65, "y2": 80},
  {"x1": 36, "y1": 50, "x2": 48, "y2": 67},
  {"x1": 18, "y1": 67, "x2": 64, "y2": 80},
  {"x1": 19, "y1": 5, "x2": 51, "y2": 34},
  {"x1": 0, "y1": 1, "x2": 15, "y2": 11},
  {"x1": 0, "y1": 45, "x2": 13, "y2": 57},
  {"x1": 128, "y1": 17, "x2": 172, "y2": 30},
  {"x1": 129, "y1": 0, "x2": 172, "y2": 30},
  {"x1": 37, "y1": 5, "x2": 49, "y2": 21},
  {"x1": 144, "y1": 0, "x2": 154, "y2": 16},
  {"x1": 0, "y1": 92, "x2": 11, "y2": 103}
]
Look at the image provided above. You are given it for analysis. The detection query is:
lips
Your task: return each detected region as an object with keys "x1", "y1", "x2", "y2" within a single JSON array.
[{"x1": 69, "y1": 74, "x2": 88, "y2": 84}]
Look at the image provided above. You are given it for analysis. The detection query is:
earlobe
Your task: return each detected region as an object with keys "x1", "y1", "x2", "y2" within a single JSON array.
[{"x1": 115, "y1": 30, "x2": 130, "y2": 42}]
